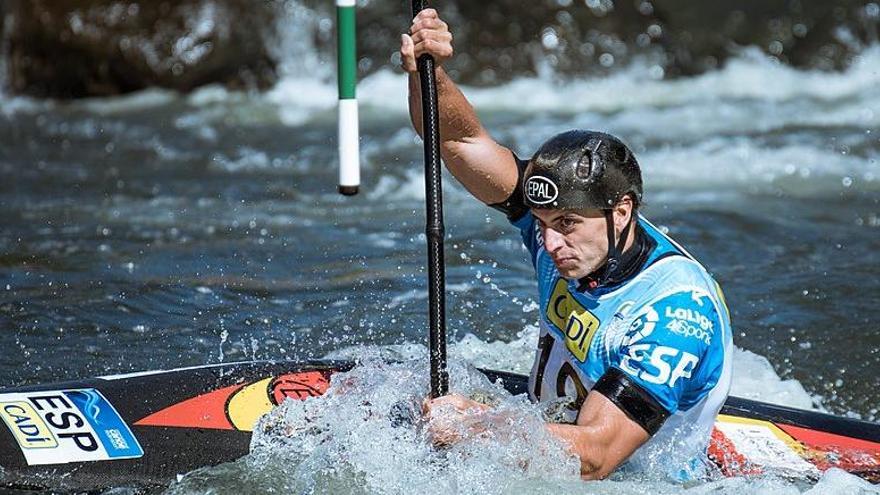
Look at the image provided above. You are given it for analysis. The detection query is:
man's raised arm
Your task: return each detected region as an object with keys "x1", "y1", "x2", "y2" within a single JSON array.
[{"x1": 401, "y1": 9, "x2": 519, "y2": 206}]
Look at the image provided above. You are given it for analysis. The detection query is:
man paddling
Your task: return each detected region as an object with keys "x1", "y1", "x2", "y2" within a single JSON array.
[{"x1": 402, "y1": 9, "x2": 733, "y2": 480}]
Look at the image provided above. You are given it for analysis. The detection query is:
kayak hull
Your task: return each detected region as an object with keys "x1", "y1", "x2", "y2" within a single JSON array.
[{"x1": 0, "y1": 360, "x2": 877, "y2": 492}]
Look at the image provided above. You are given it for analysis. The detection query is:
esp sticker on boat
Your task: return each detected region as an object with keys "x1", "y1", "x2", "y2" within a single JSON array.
[{"x1": 0, "y1": 388, "x2": 143, "y2": 465}]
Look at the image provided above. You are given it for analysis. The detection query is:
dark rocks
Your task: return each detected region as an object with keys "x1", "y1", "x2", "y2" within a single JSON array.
[
  {"x1": 652, "y1": 0, "x2": 880, "y2": 76},
  {"x1": 1, "y1": 0, "x2": 878, "y2": 98},
  {"x1": 2, "y1": 0, "x2": 278, "y2": 98},
  {"x1": 307, "y1": 0, "x2": 880, "y2": 85},
  {"x1": 426, "y1": 0, "x2": 880, "y2": 81}
]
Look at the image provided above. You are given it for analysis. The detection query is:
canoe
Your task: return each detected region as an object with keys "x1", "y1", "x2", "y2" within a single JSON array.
[{"x1": 1, "y1": 360, "x2": 878, "y2": 492}]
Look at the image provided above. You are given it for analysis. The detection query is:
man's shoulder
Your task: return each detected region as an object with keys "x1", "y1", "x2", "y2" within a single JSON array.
[
  {"x1": 618, "y1": 244, "x2": 730, "y2": 354},
  {"x1": 625, "y1": 254, "x2": 720, "y2": 307},
  {"x1": 637, "y1": 216, "x2": 706, "y2": 265},
  {"x1": 633, "y1": 217, "x2": 722, "y2": 292}
]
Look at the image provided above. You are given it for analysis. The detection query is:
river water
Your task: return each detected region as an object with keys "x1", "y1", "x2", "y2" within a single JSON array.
[{"x1": 1, "y1": 2, "x2": 879, "y2": 494}]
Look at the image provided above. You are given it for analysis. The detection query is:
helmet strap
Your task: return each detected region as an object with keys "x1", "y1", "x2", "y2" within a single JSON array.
[{"x1": 601, "y1": 208, "x2": 632, "y2": 286}]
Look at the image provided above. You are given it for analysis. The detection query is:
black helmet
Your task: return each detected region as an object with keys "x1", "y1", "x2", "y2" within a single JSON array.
[{"x1": 523, "y1": 130, "x2": 642, "y2": 210}]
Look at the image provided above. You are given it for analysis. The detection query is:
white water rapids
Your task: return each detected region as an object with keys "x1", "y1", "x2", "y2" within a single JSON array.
[{"x1": 1, "y1": 2, "x2": 878, "y2": 493}]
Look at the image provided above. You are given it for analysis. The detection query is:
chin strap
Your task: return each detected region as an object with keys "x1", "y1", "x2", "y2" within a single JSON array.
[
  {"x1": 601, "y1": 209, "x2": 631, "y2": 286},
  {"x1": 577, "y1": 209, "x2": 636, "y2": 292}
]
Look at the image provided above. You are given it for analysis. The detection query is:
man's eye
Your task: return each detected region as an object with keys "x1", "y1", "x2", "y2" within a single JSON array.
[{"x1": 560, "y1": 218, "x2": 576, "y2": 229}]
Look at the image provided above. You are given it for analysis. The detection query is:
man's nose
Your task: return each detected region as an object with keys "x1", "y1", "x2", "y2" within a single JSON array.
[{"x1": 543, "y1": 227, "x2": 564, "y2": 252}]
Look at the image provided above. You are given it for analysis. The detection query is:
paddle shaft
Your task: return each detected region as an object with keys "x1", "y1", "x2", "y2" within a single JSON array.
[{"x1": 410, "y1": 0, "x2": 448, "y2": 398}]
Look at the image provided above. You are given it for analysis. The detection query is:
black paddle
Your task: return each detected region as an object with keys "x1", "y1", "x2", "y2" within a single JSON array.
[{"x1": 410, "y1": 0, "x2": 448, "y2": 399}]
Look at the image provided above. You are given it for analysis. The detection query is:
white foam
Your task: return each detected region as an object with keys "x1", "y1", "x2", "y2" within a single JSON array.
[
  {"x1": 223, "y1": 357, "x2": 579, "y2": 495},
  {"x1": 451, "y1": 325, "x2": 539, "y2": 375},
  {"x1": 0, "y1": 93, "x2": 53, "y2": 118},
  {"x1": 365, "y1": 168, "x2": 428, "y2": 202},
  {"x1": 270, "y1": 0, "x2": 333, "y2": 83},
  {"x1": 329, "y1": 319, "x2": 819, "y2": 412},
  {"x1": 165, "y1": 354, "x2": 876, "y2": 495},
  {"x1": 260, "y1": 0, "x2": 338, "y2": 126},
  {"x1": 265, "y1": 76, "x2": 337, "y2": 126},
  {"x1": 464, "y1": 47, "x2": 880, "y2": 114},
  {"x1": 260, "y1": 46, "x2": 880, "y2": 133},
  {"x1": 640, "y1": 138, "x2": 879, "y2": 196},
  {"x1": 363, "y1": 166, "x2": 477, "y2": 204},
  {"x1": 208, "y1": 147, "x2": 275, "y2": 172},
  {"x1": 595, "y1": 90, "x2": 879, "y2": 142},
  {"x1": 728, "y1": 348, "x2": 818, "y2": 410},
  {"x1": 186, "y1": 84, "x2": 238, "y2": 106},
  {"x1": 805, "y1": 468, "x2": 880, "y2": 494},
  {"x1": 74, "y1": 88, "x2": 178, "y2": 115}
]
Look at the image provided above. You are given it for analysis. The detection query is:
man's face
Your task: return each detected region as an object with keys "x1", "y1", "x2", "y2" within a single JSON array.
[{"x1": 531, "y1": 208, "x2": 609, "y2": 279}]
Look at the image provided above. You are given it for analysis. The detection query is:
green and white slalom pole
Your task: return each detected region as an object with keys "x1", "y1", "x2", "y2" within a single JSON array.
[{"x1": 337, "y1": 0, "x2": 360, "y2": 196}]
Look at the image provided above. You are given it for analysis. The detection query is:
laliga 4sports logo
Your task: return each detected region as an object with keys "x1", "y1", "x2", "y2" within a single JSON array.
[
  {"x1": 525, "y1": 176, "x2": 558, "y2": 205},
  {"x1": 664, "y1": 307, "x2": 714, "y2": 345}
]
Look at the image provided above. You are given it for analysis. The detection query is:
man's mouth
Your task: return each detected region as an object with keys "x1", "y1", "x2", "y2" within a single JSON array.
[{"x1": 553, "y1": 257, "x2": 577, "y2": 267}]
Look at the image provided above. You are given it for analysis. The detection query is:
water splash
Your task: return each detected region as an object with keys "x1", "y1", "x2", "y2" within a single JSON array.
[
  {"x1": 162, "y1": 353, "x2": 879, "y2": 495},
  {"x1": 329, "y1": 324, "x2": 818, "y2": 411},
  {"x1": 166, "y1": 356, "x2": 580, "y2": 495}
]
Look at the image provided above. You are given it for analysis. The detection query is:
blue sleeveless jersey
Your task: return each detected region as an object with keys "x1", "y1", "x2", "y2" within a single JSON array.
[{"x1": 512, "y1": 211, "x2": 734, "y2": 477}]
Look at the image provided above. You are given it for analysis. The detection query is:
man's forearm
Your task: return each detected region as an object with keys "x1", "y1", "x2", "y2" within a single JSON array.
[
  {"x1": 408, "y1": 67, "x2": 486, "y2": 144},
  {"x1": 402, "y1": 13, "x2": 518, "y2": 204},
  {"x1": 546, "y1": 423, "x2": 611, "y2": 479},
  {"x1": 406, "y1": 67, "x2": 517, "y2": 204},
  {"x1": 543, "y1": 391, "x2": 651, "y2": 480}
]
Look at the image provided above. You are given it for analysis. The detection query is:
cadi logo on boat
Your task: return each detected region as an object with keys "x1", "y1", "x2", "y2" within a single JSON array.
[{"x1": 525, "y1": 176, "x2": 558, "y2": 205}]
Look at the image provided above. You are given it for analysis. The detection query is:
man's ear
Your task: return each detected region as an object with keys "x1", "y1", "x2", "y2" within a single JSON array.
[{"x1": 613, "y1": 196, "x2": 634, "y2": 231}]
